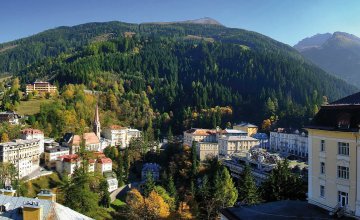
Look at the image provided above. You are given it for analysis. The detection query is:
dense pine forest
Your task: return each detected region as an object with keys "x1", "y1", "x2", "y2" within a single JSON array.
[{"x1": 0, "y1": 21, "x2": 357, "y2": 135}]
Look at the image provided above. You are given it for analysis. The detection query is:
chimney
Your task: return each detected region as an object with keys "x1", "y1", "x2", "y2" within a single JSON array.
[
  {"x1": 37, "y1": 189, "x2": 56, "y2": 202},
  {"x1": 22, "y1": 201, "x2": 43, "y2": 220},
  {"x1": 0, "y1": 185, "x2": 16, "y2": 197}
]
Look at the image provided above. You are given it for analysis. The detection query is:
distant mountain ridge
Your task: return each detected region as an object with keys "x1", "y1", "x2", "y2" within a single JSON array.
[
  {"x1": 294, "y1": 33, "x2": 332, "y2": 51},
  {"x1": 142, "y1": 17, "x2": 224, "y2": 26},
  {"x1": 294, "y1": 32, "x2": 360, "y2": 88}
]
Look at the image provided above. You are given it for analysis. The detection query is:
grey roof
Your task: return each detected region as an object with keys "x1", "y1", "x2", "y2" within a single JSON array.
[
  {"x1": 330, "y1": 91, "x2": 360, "y2": 105},
  {"x1": 220, "y1": 200, "x2": 346, "y2": 220},
  {"x1": 235, "y1": 122, "x2": 258, "y2": 128},
  {"x1": 0, "y1": 194, "x2": 93, "y2": 220}
]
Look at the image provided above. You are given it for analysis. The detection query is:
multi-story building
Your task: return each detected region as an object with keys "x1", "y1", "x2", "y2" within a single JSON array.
[
  {"x1": 269, "y1": 128, "x2": 308, "y2": 158},
  {"x1": 44, "y1": 146, "x2": 69, "y2": 168},
  {"x1": 197, "y1": 142, "x2": 219, "y2": 161},
  {"x1": 0, "y1": 139, "x2": 40, "y2": 178},
  {"x1": 107, "y1": 177, "x2": 119, "y2": 192},
  {"x1": 183, "y1": 128, "x2": 217, "y2": 146},
  {"x1": 102, "y1": 125, "x2": 141, "y2": 148},
  {"x1": 21, "y1": 128, "x2": 44, "y2": 154},
  {"x1": 95, "y1": 157, "x2": 112, "y2": 174},
  {"x1": 252, "y1": 133, "x2": 269, "y2": 149},
  {"x1": 25, "y1": 81, "x2": 57, "y2": 95},
  {"x1": 306, "y1": 92, "x2": 360, "y2": 217},
  {"x1": 218, "y1": 136, "x2": 260, "y2": 157},
  {"x1": 233, "y1": 122, "x2": 258, "y2": 137},
  {"x1": 62, "y1": 132, "x2": 101, "y2": 154},
  {"x1": 0, "y1": 111, "x2": 20, "y2": 125},
  {"x1": 56, "y1": 154, "x2": 95, "y2": 175},
  {"x1": 223, "y1": 148, "x2": 280, "y2": 185}
]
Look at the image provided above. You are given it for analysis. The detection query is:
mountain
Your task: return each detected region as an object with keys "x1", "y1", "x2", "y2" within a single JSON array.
[
  {"x1": 144, "y1": 17, "x2": 224, "y2": 26},
  {"x1": 0, "y1": 21, "x2": 357, "y2": 130},
  {"x1": 294, "y1": 32, "x2": 360, "y2": 87},
  {"x1": 294, "y1": 33, "x2": 332, "y2": 51}
]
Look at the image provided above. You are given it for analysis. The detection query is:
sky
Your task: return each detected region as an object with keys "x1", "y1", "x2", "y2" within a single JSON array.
[{"x1": 1, "y1": 0, "x2": 360, "y2": 45}]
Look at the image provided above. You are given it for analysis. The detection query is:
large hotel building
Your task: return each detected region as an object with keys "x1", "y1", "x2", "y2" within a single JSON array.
[
  {"x1": 25, "y1": 81, "x2": 57, "y2": 95},
  {"x1": 307, "y1": 92, "x2": 360, "y2": 217}
]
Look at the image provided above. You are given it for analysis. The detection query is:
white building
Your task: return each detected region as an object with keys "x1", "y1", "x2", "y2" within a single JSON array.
[
  {"x1": 56, "y1": 154, "x2": 95, "y2": 176},
  {"x1": 0, "y1": 139, "x2": 40, "y2": 178},
  {"x1": 183, "y1": 128, "x2": 217, "y2": 146},
  {"x1": 44, "y1": 146, "x2": 70, "y2": 168},
  {"x1": 102, "y1": 125, "x2": 141, "y2": 148},
  {"x1": 95, "y1": 158, "x2": 112, "y2": 174},
  {"x1": 197, "y1": 142, "x2": 219, "y2": 161},
  {"x1": 252, "y1": 133, "x2": 269, "y2": 149},
  {"x1": 21, "y1": 128, "x2": 45, "y2": 154},
  {"x1": 269, "y1": 128, "x2": 308, "y2": 158},
  {"x1": 218, "y1": 135, "x2": 260, "y2": 157},
  {"x1": 107, "y1": 177, "x2": 118, "y2": 192}
]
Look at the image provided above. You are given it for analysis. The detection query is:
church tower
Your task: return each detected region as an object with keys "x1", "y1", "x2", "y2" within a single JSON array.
[{"x1": 93, "y1": 104, "x2": 101, "y2": 139}]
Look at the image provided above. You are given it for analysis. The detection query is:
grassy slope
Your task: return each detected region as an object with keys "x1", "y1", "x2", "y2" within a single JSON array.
[{"x1": 17, "y1": 98, "x2": 54, "y2": 115}]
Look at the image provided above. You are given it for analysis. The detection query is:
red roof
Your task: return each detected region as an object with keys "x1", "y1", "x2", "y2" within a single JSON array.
[
  {"x1": 97, "y1": 158, "x2": 112, "y2": 164},
  {"x1": 60, "y1": 154, "x2": 79, "y2": 162},
  {"x1": 21, "y1": 128, "x2": 44, "y2": 135}
]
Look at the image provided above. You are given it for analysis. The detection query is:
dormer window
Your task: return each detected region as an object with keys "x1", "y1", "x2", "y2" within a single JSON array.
[{"x1": 337, "y1": 113, "x2": 351, "y2": 129}]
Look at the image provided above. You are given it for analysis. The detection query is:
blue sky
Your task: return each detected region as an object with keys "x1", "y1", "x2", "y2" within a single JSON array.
[{"x1": 1, "y1": 0, "x2": 359, "y2": 45}]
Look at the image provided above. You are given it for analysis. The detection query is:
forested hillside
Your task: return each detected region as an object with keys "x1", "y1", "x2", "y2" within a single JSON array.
[{"x1": 0, "y1": 21, "x2": 357, "y2": 135}]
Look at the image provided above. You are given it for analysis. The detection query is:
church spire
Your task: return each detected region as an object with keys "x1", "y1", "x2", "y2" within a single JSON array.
[{"x1": 94, "y1": 104, "x2": 101, "y2": 139}]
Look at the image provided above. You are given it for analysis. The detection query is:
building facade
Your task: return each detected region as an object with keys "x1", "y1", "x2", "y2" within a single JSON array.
[
  {"x1": 95, "y1": 158, "x2": 112, "y2": 174},
  {"x1": 56, "y1": 154, "x2": 95, "y2": 175},
  {"x1": 102, "y1": 125, "x2": 141, "y2": 148},
  {"x1": 218, "y1": 136, "x2": 260, "y2": 157},
  {"x1": 44, "y1": 146, "x2": 70, "y2": 168},
  {"x1": 196, "y1": 142, "x2": 219, "y2": 161},
  {"x1": 0, "y1": 139, "x2": 40, "y2": 178},
  {"x1": 233, "y1": 122, "x2": 258, "y2": 137},
  {"x1": 25, "y1": 81, "x2": 57, "y2": 95},
  {"x1": 21, "y1": 128, "x2": 44, "y2": 154},
  {"x1": 62, "y1": 132, "x2": 101, "y2": 154},
  {"x1": 269, "y1": 128, "x2": 308, "y2": 158},
  {"x1": 306, "y1": 92, "x2": 360, "y2": 217},
  {"x1": 252, "y1": 133, "x2": 269, "y2": 149},
  {"x1": 183, "y1": 128, "x2": 217, "y2": 146}
]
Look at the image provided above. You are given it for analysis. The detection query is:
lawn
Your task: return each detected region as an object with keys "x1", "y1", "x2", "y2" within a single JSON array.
[
  {"x1": 26, "y1": 172, "x2": 63, "y2": 198},
  {"x1": 17, "y1": 98, "x2": 54, "y2": 115}
]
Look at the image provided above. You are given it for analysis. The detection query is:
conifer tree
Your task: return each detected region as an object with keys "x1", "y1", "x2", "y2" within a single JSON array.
[
  {"x1": 99, "y1": 179, "x2": 111, "y2": 208},
  {"x1": 261, "y1": 159, "x2": 306, "y2": 201},
  {"x1": 143, "y1": 171, "x2": 155, "y2": 197},
  {"x1": 167, "y1": 175, "x2": 177, "y2": 204},
  {"x1": 213, "y1": 167, "x2": 238, "y2": 209},
  {"x1": 116, "y1": 151, "x2": 124, "y2": 186},
  {"x1": 191, "y1": 141, "x2": 199, "y2": 178},
  {"x1": 238, "y1": 165, "x2": 260, "y2": 205},
  {"x1": 123, "y1": 148, "x2": 130, "y2": 183}
]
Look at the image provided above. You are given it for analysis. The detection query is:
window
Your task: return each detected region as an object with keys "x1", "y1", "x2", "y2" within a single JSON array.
[
  {"x1": 320, "y1": 140, "x2": 325, "y2": 152},
  {"x1": 320, "y1": 162, "x2": 325, "y2": 174},
  {"x1": 320, "y1": 185, "x2": 325, "y2": 198},
  {"x1": 337, "y1": 166, "x2": 349, "y2": 179},
  {"x1": 338, "y1": 191, "x2": 349, "y2": 207},
  {"x1": 338, "y1": 142, "x2": 349, "y2": 156}
]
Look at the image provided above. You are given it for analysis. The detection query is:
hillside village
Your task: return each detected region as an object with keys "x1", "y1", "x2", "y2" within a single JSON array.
[{"x1": 0, "y1": 78, "x2": 358, "y2": 219}]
